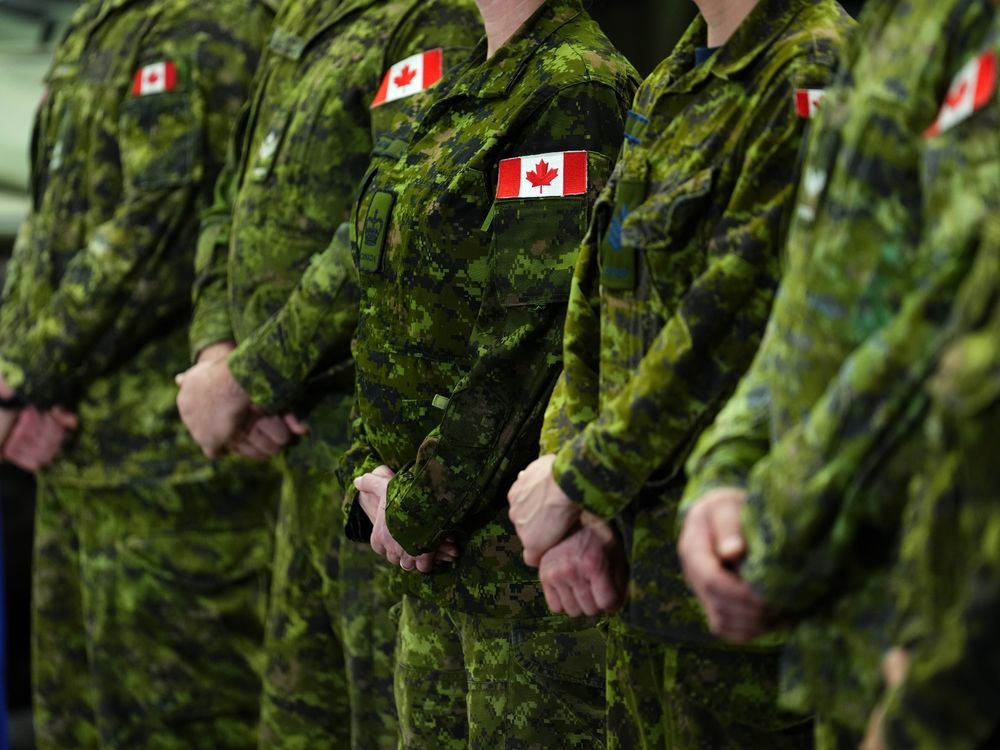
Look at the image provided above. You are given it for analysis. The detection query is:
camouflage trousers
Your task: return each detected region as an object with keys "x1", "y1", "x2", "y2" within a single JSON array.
[
  {"x1": 260, "y1": 405, "x2": 398, "y2": 750},
  {"x1": 32, "y1": 471, "x2": 278, "y2": 750},
  {"x1": 605, "y1": 616, "x2": 814, "y2": 750},
  {"x1": 394, "y1": 594, "x2": 606, "y2": 750}
]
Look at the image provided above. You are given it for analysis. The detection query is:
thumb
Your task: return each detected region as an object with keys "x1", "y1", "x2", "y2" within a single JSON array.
[
  {"x1": 371, "y1": 464, "x2": 395, "y2": 479},
  {"x1": 711, "y1": 501, "x2": 747, "y2": 563},
  {"x1": 50, "y1": 407, "x2": 79, "y2": 429},
  {"x1": 282, "y1": 413, "x2": 310, "y2": 435}
]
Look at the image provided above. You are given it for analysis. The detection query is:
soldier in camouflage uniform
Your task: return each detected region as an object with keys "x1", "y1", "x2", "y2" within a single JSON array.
[
  {"x1": 852, "y1": 25, "x2": 1000, "y2": 748},
  {"x1": 504, "y1": 0, "x2": 851, "y2": 747},
  {"x1": 173, "y1": 1, "x2": 482, "y2": 747},
  {"x1": 343, "y1": 0, "x2": 638, "y2": 746},
  {"x1": 0, "y1": 1, "x2": 276, "y2": 748},
  {"x1": 676, "y1": 0, "x2": 998, "y2": 747}
]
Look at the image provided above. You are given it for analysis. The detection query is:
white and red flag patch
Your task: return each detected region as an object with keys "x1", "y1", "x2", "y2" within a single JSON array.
[
  {"x1": 925, "y1": 51, "x2": 998, "y2": 137},
  {"x1": 370, "y1": 49, "x2": 443, "y2": 108},
  {"x1": 496, "y1": 151, "x2": 588, "y2": 199},
  {"x1": 794, "y1": 88, "x2": 825, "y2": 118},
  {"x1": 132, "y1": 61, "x2": 177, "y2": 96}
]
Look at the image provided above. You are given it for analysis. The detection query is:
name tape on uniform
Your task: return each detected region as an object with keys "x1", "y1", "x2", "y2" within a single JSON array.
[
  {"x1": 371, "y1": 49, "x2": 443, "y2": 108},
  {"x1": 925, "y1": 51, "x2": 997, "y2": 137},
  {"x1": 132, "y1": 61, "x2": 177, "y2": 96},
  {"x1": 794, "y1": 89, "x2": 825, "y2": 118},
  {"x1": 496, "y1": 151, "x2": 588, "y2": 199}
]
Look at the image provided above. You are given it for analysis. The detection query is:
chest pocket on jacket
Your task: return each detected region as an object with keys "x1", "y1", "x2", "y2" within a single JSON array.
[
  {"x1": 623, "y1": 167, "x2": 714, "y2": 306},
  {"x1": 119, "y1": 62, "x2": 200, "y2": 189}
]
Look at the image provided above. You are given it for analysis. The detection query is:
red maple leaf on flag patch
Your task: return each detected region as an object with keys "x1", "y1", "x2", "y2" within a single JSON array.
[
  {"x1": 525, "y1": 159, "x2": 558, "y2": 192},
  {"x1": 945, "y1": 80, "x2": 969, "y2": 108},
  {"x1": 394, "y1": 65, "x2": 417, "y2": 88}
]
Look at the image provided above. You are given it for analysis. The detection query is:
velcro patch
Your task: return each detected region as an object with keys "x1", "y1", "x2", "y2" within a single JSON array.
[
  {"x1": 496, "y1": 151, "x2": 588, "y2": 199},
  {"x1": 925, "y1": 51, "x2": 997, "y2": 137}
]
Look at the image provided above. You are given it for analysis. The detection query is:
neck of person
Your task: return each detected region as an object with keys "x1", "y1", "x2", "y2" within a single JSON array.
[
  {"x1": 477, "y1": 0, "x2": 548, "y2": 58},
  {"x1": 694, "y1": 0, "x2": 758, "y2": 48}
]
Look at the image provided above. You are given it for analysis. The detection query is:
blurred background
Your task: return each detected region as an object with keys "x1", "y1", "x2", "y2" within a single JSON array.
[{"x1": 0, "y1": 1, "x2": 864, "y2": 748}]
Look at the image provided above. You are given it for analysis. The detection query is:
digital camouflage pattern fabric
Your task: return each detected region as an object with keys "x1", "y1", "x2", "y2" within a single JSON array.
[
  {"x1": 32, "y1": 473, "x2": 277, "y2": 750},
  {"x1": 872, "y1": 28, "x2": 1000, "y2": 747},
  {"x1": 342, "y1": 0, "x2": 638, "y2": 745},
  {"x1": 0, "y1": 0, "x2": 272, "y2": 486},
  {"x1": 604, "y1": 619, "x2": 815, "y2": 750},
  {"x1": 538, "y1": 0, "x2": 851, "y2": 745},
  {"x1": 0, "y1": 1, "x2": 276, "y2": 746},
  {"x1": 394, "y1": 594, "x2": 607, "y2": 750},
  {"x1": 188, "y1": 0, "x2": 481, "y2": 747},
  {"x1": 344, "y1": 0, "x2": 639, "y2": 619},
  {"x1": 681, "y1": 0, "x2": 997, "y2": 742}
]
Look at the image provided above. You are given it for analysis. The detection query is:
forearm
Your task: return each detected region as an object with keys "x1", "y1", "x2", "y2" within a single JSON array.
[
  {"x1": 227, "y1": 224, "x2": 359, "y2": 413},
  {"x1": 0, "y1": 186, "x2": 197, "y2": 403}
]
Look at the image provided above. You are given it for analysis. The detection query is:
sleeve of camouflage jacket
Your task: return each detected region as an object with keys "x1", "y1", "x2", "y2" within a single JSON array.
[
  {"x1": 884, "y1": 592, "x2": 1000, "y2": 749},
  {"x1": 548, "y1": 78, "x2": 810, "y2": 520},
  {"x1": 737, "y1": 223, "x2": 982, "y2": 615},
  {"x1": 189, "y1": 134, "x2": 243, "y2": 359},
  {"x1": 220, "y1": 1, "x2": 480, "y2": 408},
  {"x1": 881, "y1": 495, "x2": 1000, "y2": 748},
  {"x1": 538, "y1": 175, "x2": 616, "y2": 455},
  {"x1": 679, "y1": 343, "x2": 774, "y2": 507},
  {"x1": 227, "y1": 223, "x2": 359, "y2": 412},
  {"x1": 881, "y1": 502, "x2": 1000, "y2": 749},
  {"x1": 382, "y1": 82, "x2": 632, "y2": 554},
  {"x1": 882, "y1": 277, "x2": 1000, "y2": 749},
  {"x1": 0, "y1": 25, "x2": 260, "y2": 404},
  {"x1": 738, "y1": 76, "x2": 1000, "y2": 614}
]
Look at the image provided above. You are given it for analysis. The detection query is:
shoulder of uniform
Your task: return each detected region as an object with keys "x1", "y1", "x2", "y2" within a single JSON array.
[
  {"x1": 744, "y1": 2, "x2": 854, "y2": 99},
  {"x1": 531, "y1": 19, "x2": 640, "y2": 94},
  {"x1": 767, "y1": 0, "x2": 856, "y2": 72},
  {"x1": 151, "y1": 0, "x2": 272, "y2": 38}
]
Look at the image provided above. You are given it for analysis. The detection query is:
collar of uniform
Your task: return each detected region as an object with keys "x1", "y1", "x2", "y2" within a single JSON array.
[
  {"x1": 448, "y1": 0, "x2": 586, "y2": 100},
  {"x1": 663, "y1": 0, "x2": 808, "y2": 91}
]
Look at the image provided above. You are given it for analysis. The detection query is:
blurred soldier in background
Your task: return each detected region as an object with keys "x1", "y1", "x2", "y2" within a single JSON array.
[
  {"x1": 678, "y1": 0, "x2": 997, "y2": 747},
  {"x1": 174, "y1": 1, "x2": 481, "y2": 747},
  {"x1": 0, "y1": 0, "x2": 275, "y2": 747}
]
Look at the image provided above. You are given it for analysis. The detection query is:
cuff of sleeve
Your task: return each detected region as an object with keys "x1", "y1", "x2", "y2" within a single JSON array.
[
  {"x1": 551, "y1": 433, "x2": 637, "y2": 520},
  {"x1": 341, "y1": 451, "x2": 384, "y2": 542},
  {"x1": 227, "y1": 318, "x2": 308, "y2": 414},
  {"x1": 384, "y1": 468, "x2": 458, "y2": 555},
  {"x1": 190, "y1": 217, "x2": 234, "y2": 361},
  {"x1": 343, "y1": 489, "x2": 375, "y2": 543},
  {"x1": 677, "y1": 472, "x2": 750, "y2": 521},
  {"x1": 189, "y1": 321, "x2": 235, "y2": 364},
  {"x1": 0, "y1": 357, "x2": 26, "y2": 394}
]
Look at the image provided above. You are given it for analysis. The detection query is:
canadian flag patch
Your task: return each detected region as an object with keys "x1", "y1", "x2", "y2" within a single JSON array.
[
  {"x1": 925, "y1": 51, "x2": 998, "y2": 137},
  {"x1": 496, "y1": 151, "x2": 588, "y2": 199},
  {"x1": 132, "y1": 61, "x2": 177, "y2": 96},
  {"x1": 794, "y1": 89, "x2": 825, "y2": 118},
  {"x1": 370, "y1": 49, "x2": 443, "y2": 108}
]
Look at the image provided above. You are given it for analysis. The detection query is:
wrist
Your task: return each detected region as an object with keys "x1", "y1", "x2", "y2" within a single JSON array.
[{"x1": 197, "y1": 341, "x2": 236, "y2": 364}]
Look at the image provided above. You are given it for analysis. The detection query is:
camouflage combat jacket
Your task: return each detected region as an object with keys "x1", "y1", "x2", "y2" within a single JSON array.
[
  {"x1": 0, "y1": 0, "x2": 273, "y2": 485},
  {"x1": 681, "y1": 0, "x2": 995, "y2": 730},
  {"x1": 541, "y1": 0, "x2": 851, "y2": 645},
  {"x1": 878, "y1": 28, "x2": 1000, "y2": 746},
  {"x1": 190, "y1": 0, "x2": 481, "y2": 417},
  {"x1": 344, "y1": 0, "x2": 639, "y2": 616}
]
